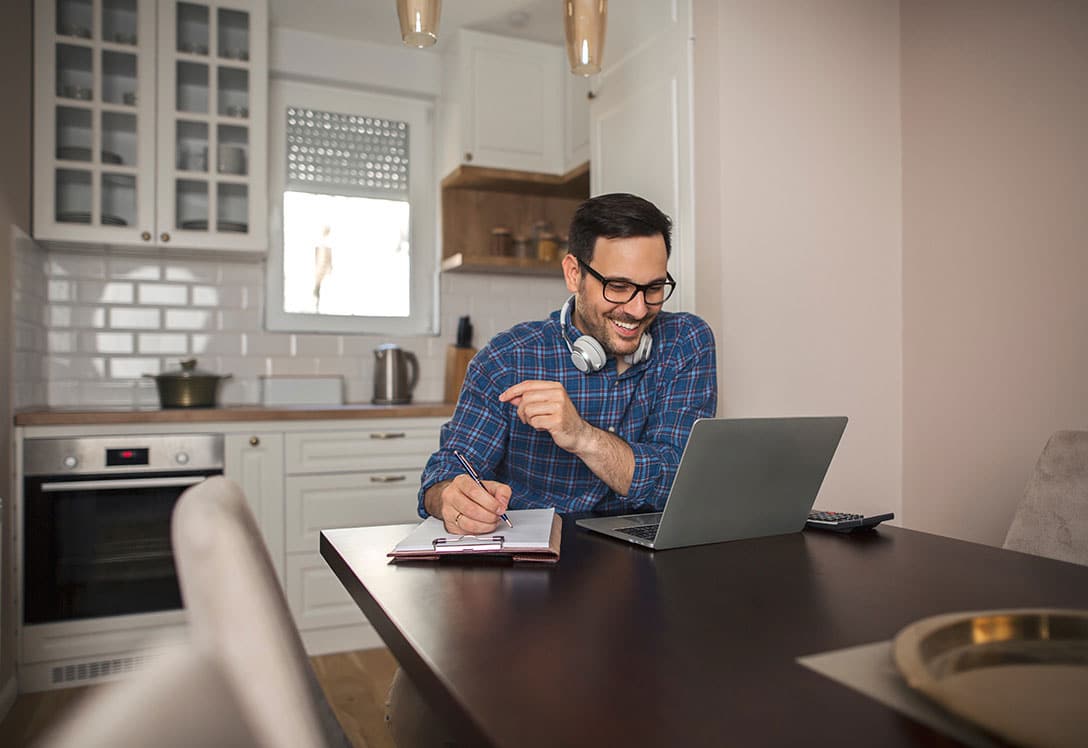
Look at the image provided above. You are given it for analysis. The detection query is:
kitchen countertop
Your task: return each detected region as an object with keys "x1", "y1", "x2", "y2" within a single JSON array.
[{"x1": 14, "y1": 402, "x2": 456, "y2": 426}]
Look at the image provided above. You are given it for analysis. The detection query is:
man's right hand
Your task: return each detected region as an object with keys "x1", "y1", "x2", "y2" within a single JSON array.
[{"x1": 424, "y1": 475, "x2": 512, "y2": 535}]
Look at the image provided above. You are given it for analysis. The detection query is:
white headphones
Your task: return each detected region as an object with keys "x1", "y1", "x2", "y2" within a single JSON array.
[{"x1": 559, "y1": 295, "x2": 652, "y2": 373}]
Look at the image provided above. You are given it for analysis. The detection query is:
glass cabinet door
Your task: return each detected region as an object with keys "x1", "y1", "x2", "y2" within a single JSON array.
[
  {"x1": 35, "y1": 0, "x2": 157, "y2": 243},
  {"x1": 157, "y1": 0, "x2": 267, "y2": 251}
]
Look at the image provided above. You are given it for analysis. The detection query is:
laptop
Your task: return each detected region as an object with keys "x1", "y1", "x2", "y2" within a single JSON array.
[{"x1": 576, "y1": 416, "x2": 848, "y2": 550}]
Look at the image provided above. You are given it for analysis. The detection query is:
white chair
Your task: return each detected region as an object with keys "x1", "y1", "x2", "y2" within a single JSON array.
[
  {"x1": 171, "y1": 475, "x2": 353, "y2": 748},
  {"x1": 1003, "y1": 430, "x2": 1088, "y2": 566},
  {"x1": 38, "y1": 641, "x2": 260, "y2": 748}
]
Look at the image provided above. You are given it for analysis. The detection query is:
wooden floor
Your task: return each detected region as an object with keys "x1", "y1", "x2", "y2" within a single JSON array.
[{"x1": 0, "y1": 648, "x2": 398, "y2": 748}]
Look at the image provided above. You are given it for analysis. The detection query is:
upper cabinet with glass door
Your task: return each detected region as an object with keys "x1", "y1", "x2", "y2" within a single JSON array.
[{"x1": 32, "y1": 0, "x2": 267, "y2": 253}]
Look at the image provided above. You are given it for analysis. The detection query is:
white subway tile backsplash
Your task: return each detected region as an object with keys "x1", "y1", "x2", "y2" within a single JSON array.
[
  {"x1": 218, "y1": 262, "x2": 262, "y2": 284},
  {"x1": 218, "y1": 308, "x2": 261, "y2": 331},
  {"x1": 49, "y1": 305, "x2": 72, "y2": 327},
  {"x1": 109, "y1": 307, "x2": 162, "y2": 329},
  {"x1": 110, "y1": 357, "x2": 161, "y2": 379},
  {"x1": 48, "y1": 254, "x2": 106, "y2": 279},
  {"x1": 138, "y1": 333, "x2": 188, "y2": 354},
  {"x1": 48, "y1": 279, "x2": 72, "y2": 302},
  {"x1": 267, "y1": 355, "x2": 319, "y2": 376},
  {"x1": 295, "y1": 334, "x2": 341, "y2": 356},
  {"x1": 109, "y1": 259, "x2": 162, "y2": 281},
  {"x1": 244, "y1": 332, "x2": 292, "y2": 356},
  {"x1": 25, "y1": 247, "x2": 564, "y2": 408},
  {"x1": 164, "y1": 263, "x2": 218, "y2": 283},
  {"x1": 138, "y1": 283, "x2": 188, "y2": 305},
  {"x1": 85, "y1": 331, "x2": 134, "y2": 354},
  {"x1": 191, "y1": 285, "x2": 221, "y2": 307},
  {"x1": 191, "y1": 333, "x2": 244, "y2": 355},
  {"x1": 164, "y1": 308, "x2": 214, "y2": 330},
  {"x1": 78, "y1": 280, "x2": 135, "y2": 304},
  {"x1": 48, "y1": 330, "x2": 76, "y2": 353}
]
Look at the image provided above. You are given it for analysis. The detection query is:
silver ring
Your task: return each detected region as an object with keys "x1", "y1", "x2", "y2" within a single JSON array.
[{"x1": 455, "y1": 512, "x2": 463, "y2": 527}]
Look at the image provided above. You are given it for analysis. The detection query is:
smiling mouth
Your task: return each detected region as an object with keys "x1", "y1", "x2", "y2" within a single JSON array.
[{"x1": 609, "y1": 317, "x2": 642, "y2": 337}]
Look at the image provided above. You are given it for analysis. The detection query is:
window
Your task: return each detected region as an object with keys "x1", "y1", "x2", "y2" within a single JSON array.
[{"x1": 266, "y1": 79, "x2": 436, "y2": 334}]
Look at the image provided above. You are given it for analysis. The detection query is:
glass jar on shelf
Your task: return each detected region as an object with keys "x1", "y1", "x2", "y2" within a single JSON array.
[{"x1": 490, "y1": 226, "x2": 512, "y2": 256}]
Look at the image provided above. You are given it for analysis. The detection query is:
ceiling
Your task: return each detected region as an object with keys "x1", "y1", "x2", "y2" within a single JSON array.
[{"x1": 268, "y1": 0, "x2": 568, "y2": 48}]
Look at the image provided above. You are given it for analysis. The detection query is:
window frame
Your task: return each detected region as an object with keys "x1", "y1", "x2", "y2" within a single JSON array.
[{"x1": 265, "y1": 77, "x2": 437, "y2": 335}]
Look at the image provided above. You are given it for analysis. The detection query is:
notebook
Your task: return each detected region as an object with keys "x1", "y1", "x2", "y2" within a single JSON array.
[
  {"x1": 389, "y1": 508, "x2": 562, "y2": 563},
  {"x1": 576, "y1": 416, "x2": 848, "y2": 550}
]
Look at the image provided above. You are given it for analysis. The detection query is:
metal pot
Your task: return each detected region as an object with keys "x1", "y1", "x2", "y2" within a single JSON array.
[{"x1": 144, "y1": 358, "x2": 232, "y2": 408}]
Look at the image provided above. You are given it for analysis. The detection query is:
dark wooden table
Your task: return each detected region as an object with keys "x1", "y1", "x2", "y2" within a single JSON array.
[{"x1": 321, "y1": 517, "x2": 1088, "y2": 747}]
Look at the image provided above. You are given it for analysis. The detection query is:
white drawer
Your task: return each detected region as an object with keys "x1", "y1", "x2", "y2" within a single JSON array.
[
  {"x1": 285, "y1": 551, "x2": 369, "y2": 631},
  {"x1": 285, "y1": 471, "x2": 423, "y2": 552},
  {"x1": 284, "y1": 424, "x2": 440, "y2": 475}
]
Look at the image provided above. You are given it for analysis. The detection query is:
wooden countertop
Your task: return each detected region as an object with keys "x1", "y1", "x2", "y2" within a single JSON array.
[{"x1": 14, "y1": 402, "x2": 456, "y2": 426}]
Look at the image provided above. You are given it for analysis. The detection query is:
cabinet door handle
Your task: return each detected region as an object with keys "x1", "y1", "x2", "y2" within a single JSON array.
[
  {"x1": 369, "y1": 432, "x2": 406, "y2": 440},
  {"x1": 141, "y1": 231, "x2": 152, "y2": 241},
  {"x1": 370, "y1": 475, "x2": 407, "y2": 483},
  {"x1": 464, "y1": 152, "x2": 473, "y2": 162},
  {"x1": 160, "y1": 232, "x2": 171, "y2": 242},
  {"x1": 249, "y1": 436, "x2": 260, "y2": 446}
]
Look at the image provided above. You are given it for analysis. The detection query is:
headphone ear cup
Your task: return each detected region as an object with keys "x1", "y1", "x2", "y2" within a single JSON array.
[{"x1": 571, "y1": 335, "x2": 607, "y2": 373}]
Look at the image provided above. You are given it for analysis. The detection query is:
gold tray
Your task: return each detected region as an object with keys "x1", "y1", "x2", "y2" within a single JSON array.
[{"x1": 893, "y1": 609, "x2": 1088, "y2": 748}]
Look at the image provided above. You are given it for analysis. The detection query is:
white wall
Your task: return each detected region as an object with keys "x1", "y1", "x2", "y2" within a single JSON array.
[
  {"x1": 695, "y1": 0, "x2": 904, "y2": 519},
  {"x1": 901, "y1": 0, "x2": 1088, "y2": 545}
]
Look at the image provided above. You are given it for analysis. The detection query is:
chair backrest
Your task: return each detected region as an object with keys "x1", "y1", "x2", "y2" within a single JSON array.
[
  {"x1": 172, "y1": 476, "x2": 329, "y2": 748},
  {"x1": 1003, "y1": 430, "x2": 1088, "y2": 566},
  {"x1": 39, "y1": 642, "x2": 260, "y2": 748}
]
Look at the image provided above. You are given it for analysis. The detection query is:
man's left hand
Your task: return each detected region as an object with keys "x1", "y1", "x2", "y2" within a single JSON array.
[{"x1": 499, "y1": 380, "x2": 590, "y2": 453}]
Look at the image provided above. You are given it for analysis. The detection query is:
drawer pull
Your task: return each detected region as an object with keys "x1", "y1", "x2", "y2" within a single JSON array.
[
  {"x1": 370, "y1": 475, "x2": 407, "y2": 483},
  {"x1": 369, "y1": 432, "x2": 407, "y2": 440}
]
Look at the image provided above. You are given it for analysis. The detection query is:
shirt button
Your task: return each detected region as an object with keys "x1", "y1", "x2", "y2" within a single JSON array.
[{"x1": 608, "y1": 426, "x2": 616, "y2": 433}]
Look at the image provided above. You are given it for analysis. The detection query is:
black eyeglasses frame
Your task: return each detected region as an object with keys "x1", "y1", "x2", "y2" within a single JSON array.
[{"x1": 575, "y1": 257, "x2": 677, "y2": 306}]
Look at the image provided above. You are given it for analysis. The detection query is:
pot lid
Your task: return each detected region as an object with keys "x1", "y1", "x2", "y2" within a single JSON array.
[{"x1": 156, "y1": 358, "x2": 224, "y2": 380}]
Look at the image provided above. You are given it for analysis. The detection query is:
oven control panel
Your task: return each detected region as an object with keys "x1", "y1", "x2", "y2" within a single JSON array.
[{"x1": 24, "y1": 434, "x2": 224, "y2": 475}]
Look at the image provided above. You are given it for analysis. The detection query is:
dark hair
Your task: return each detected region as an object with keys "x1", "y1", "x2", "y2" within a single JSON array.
[{"x1": 567, "y1": 193, "x2": 672, "y2": 263}]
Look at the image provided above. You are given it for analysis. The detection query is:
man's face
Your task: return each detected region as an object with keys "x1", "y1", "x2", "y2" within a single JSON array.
[{"x1": 563, "y1": 234, "x2": 670, "y2": 359}]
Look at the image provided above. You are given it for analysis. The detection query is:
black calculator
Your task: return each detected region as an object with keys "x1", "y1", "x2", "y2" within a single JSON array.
[{"x1": 806, "y1": 510, "x2": 894, "y2": 533}]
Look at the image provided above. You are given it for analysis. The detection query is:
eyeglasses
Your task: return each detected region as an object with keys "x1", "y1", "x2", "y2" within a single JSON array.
[{"x1": 576, "y1": 257, "x2": 676, "y2": 306}]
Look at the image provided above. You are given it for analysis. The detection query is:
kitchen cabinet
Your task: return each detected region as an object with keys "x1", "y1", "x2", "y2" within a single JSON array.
[
  {"x1": 439, "y1": 29, "x2": 588, "y2": 177},
  {"x1": 224, "y1": 431, "x2": 284, "y2": 582},
  {"x1": 33, "y1": 0, "x2": 268, "y2": 252},
  {"x1": 281, "y1": 419, "x2": 441, "y2": 652}
]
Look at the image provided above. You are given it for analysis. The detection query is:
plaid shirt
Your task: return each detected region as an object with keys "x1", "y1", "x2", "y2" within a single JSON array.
[{"x1": 419, "y1": 307, "x2": 718, "y2": 516}]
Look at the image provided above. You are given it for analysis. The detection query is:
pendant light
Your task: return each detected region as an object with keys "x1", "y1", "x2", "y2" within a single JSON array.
[
  {"x1": 397, "y1": 0, "x2": 442, "y2": 48},
  {"x1": 564, "y1": 0, "x2": 607, "y2": 76}
]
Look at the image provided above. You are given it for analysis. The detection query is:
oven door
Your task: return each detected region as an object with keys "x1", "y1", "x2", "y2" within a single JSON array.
[{"x1": 23, "y1": 470, "x2": 220, "y2": 624}]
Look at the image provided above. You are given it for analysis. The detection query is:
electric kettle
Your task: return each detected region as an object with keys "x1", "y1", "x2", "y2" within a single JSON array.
[{"x1": 373, "y1": 344, "x2": 419, "y2": 405}]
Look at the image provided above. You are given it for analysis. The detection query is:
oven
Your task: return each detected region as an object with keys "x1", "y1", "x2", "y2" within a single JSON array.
[{"x1": 22, "y1": 433, "x2": 223, "y2": 626}]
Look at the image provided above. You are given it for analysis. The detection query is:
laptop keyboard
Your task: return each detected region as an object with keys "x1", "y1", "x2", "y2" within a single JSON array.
[{"x1": 617, "y1": 524, "x2": 659, "y2": 541}]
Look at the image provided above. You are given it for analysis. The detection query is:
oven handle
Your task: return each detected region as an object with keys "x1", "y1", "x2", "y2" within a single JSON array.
[{"x1": 41, "y1": 475, "x2": 212, "y2": 493}]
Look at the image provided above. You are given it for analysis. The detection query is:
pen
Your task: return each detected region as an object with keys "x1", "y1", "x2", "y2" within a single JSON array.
[{"x1": 453, "y1": 449, "x2": 513, "y2": 528}]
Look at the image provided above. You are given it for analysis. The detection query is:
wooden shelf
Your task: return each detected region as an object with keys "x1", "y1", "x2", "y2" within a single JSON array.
[
  {"x1": 441, "y1": 161, "x2": 589, "y2": 198},
  {"x1": 441, "y1": 253, "x2": 565, "y2": 277}
]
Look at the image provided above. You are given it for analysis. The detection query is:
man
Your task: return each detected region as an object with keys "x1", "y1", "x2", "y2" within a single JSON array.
[
  {"x1": 420, "y1": 192, "x2": 718, "y2": 535},
  {"x1": 388, "y1": 193, "x2": 717, "y2": 745}
]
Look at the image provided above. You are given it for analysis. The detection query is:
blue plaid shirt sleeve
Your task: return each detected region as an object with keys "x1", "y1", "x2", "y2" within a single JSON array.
[
  {"x1": 623, "y1": 316, "x2": 717, "y2": 509},
  {"x1": 417, "y1": 346, "x2": 508, "y2": 517}
]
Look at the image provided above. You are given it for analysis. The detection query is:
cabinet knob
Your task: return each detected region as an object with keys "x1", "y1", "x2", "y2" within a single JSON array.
[
  {"x1": 464, "y1": 152, "x2": 473, "y2": 162},
  {"x1": 249, "y1": 436, "x2": 260, "y2": 446},
  {"x1": 160, "y1": 232, "x2": 171, "y2": 242},
  {"x1": 141, "y1": 231, "x2": 152, "y2": 241}
]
